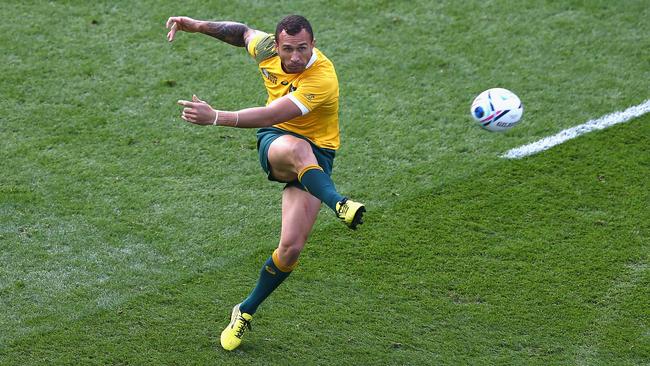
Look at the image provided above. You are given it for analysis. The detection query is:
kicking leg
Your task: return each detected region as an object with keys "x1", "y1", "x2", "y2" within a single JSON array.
[
  {"x1": 267, "y1": 135, "x2": 343, "y2": 210},
  {"x1": 267, "y1": 135, "x2": 365, "y2": 229}
]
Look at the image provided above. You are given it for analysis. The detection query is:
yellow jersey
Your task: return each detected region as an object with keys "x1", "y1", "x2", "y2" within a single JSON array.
[{"x1": 246, "y1": 32, "x2": 340, "y2": 150}]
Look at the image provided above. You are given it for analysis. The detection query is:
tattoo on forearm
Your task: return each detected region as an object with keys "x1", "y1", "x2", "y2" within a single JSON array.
[{"x1": 204, "y1": 21, "x2": 248, "y2": 47}]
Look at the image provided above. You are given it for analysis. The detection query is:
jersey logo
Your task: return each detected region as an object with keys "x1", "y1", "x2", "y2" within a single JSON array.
[
  {"x1": 289, "y1": 84, "x2": 297, "y2": 92},
  {"x1": 281, "y1": 80, "x2": 289, "y2": 85},
  {"x1": 261, "y1": 68, "x2": 277, "y2": 84}
]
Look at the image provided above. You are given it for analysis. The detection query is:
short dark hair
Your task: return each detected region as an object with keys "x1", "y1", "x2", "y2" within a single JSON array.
[{"x1": 275, "y1": 15, "x2": 313, "y2": 41}]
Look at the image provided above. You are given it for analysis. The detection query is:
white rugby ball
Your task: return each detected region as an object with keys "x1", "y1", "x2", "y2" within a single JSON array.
[{"x1": 470, "y1": 88, "x2": 523, "y2": 132}]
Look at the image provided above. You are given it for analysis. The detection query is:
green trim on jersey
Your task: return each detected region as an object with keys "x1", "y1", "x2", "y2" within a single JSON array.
[{"x1": 254, "y1": 35, "x2": 277, "y2": 63}]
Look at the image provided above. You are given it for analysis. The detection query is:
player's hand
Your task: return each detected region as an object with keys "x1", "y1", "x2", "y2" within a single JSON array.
[
  {"x1": 166, "y1": 16, "x2": 199, "y2": 42},
  {"x1": 177, "y1": 95, "x2": 218, "y2": 125}
]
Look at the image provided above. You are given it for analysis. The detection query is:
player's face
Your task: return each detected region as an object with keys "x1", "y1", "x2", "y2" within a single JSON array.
[{"x1": 276, "y1": 29, "x2": 314, "y2": 74}]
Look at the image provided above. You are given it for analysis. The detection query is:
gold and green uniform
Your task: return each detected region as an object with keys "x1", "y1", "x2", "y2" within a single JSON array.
[{"x1": 247, "y1": 32, "x2": 340, "y2": 150}]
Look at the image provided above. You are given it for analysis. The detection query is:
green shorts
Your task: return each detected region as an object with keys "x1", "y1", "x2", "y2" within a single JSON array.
[{"x1": 256, "y1": 127, "x2": 336, "y2": 190}]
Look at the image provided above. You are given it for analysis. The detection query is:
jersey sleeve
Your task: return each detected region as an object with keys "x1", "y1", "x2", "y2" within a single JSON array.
[
  {"x1": 287, "y1": 70, "x2": 338, "y2": 115},
  {"x1": 246, "y1": 32, "x2": 277, "y2": 63}
]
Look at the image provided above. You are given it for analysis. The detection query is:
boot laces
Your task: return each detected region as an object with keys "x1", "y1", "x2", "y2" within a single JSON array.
[
  {"x1": 338, "y1": 199, "x2": 349, "y2": 216},
  {"x1": 234, "y1": 315, "x2": 252, "y2": 338}
]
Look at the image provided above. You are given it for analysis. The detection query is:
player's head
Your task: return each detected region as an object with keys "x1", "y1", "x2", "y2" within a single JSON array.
[
  {"x1": 275, "y1": 15, "x2": 315, "y2": 74},
  {"x1": 275, "y1": 15, "x2": 314, "y2": 42}
]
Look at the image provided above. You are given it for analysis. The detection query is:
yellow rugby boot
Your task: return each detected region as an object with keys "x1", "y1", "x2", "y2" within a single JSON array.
[
  {"x1": 336, "y1": 198, "x2": 366, "y2": 229},
  {"x1": 220, "y1": 304, "x2": 252, "y2": 351}
]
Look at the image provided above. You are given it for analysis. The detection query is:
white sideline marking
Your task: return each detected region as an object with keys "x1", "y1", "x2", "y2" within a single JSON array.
[{"x1": 501, "y1": 99, "x2": 650, "y2": 159}]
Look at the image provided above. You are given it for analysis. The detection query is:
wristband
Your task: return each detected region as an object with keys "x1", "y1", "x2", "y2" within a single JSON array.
[{"x1": 212, "y1": 110, "x2": 219, "y2": 125}]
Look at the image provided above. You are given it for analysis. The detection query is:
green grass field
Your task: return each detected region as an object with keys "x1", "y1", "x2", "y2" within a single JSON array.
[{"x1": 1, "y1": 0, "x2": 648, "y2": 364}]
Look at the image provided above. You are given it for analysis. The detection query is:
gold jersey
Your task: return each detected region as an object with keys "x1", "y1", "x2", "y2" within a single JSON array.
[{"x1": 247, "y1": 32, "x2": 340, "y2": 150}]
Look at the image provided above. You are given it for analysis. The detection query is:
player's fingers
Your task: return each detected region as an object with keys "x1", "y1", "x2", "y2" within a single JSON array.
[
  {"x1": 181, "y1": 110, "x2": 197, "y2": 121},
  {"x1": 166, "y1": 20, "x2": 178, "y2": 41},
  {"x1": 182, "y1": 111, "x2": 199, "y2": 120},
  {"x1": 166, "y1": 17, "x2": 177, "y2": 29},
  {"x1": 183, "y1": 108, "x2": 200, "y2": 116},
  {"x1": 192, "y1": 94, "x2": 206, "y2": 104},
  {"x1": 177, "y1": 100, "x2": 195, "y2": 107}
]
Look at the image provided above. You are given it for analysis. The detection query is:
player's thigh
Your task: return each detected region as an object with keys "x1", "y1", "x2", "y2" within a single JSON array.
[
  {"x1": 267, "y1": 135, "x2": 318, "y2": 181},
  {"x1": 279, "y1": 186, "x2": 321, "y2": 254}
]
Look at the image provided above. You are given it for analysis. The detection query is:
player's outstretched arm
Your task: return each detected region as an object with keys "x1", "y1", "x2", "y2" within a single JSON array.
[
  {"x1": 177, "y1": 95, "x2": 302, "y2": 128},
  {"x1": 166, "y1": 16, "x2": 259, "y2": 47}
]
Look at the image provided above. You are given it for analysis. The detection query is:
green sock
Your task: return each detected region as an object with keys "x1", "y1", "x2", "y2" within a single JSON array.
[
  {"x1": 298, "y1": 166, "x2": 344, "y2": 211},
  {"x1": 239, "y1": 255, "x2": 291, "y2": 315}
]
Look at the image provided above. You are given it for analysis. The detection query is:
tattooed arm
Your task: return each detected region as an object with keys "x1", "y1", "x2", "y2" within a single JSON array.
[
  {"x1": 199, "y1": 21, "x2": 253, "y2": 47},
  {"x1": 165, "y1": 16, "x2": 260, "y2": 47}
]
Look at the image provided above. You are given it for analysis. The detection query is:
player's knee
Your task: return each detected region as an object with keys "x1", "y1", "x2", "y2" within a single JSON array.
[
  {"x1": 277, "y1": 242, "x2": 304, "y2": 265},
  {"x1": 278, "y1": 247, "x2": 300, "y2": 268},
  {"x1": 289, "y1": 139, "x2": 315, "y2": 166}
]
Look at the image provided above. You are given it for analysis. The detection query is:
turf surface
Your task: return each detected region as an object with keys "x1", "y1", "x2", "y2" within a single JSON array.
[{"x1": 1, "y1": 0, "x2": 648, "y2": 364}]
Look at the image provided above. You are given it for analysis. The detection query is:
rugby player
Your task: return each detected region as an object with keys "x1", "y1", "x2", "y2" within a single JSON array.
[{"x1": 166, "y1": 14, "x2": 365, "y2": 351}]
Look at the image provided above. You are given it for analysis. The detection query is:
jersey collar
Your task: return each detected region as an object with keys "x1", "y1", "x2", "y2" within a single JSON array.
[{"x1": 305, "y1": 50, "x2": 318, "y2": 69}]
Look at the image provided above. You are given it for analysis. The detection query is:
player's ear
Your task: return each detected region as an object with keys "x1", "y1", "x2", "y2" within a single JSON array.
[{"x1": 311, "y1": 38, "x2": 316, "y2": 48}]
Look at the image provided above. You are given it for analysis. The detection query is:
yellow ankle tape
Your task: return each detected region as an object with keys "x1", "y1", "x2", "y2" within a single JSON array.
[
  {"x1": 297, "y1": 164, "x2": 323, "y2": 182},
  {"x1": 272, "y1": 249, "x2": 298, "y2": 273}
]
